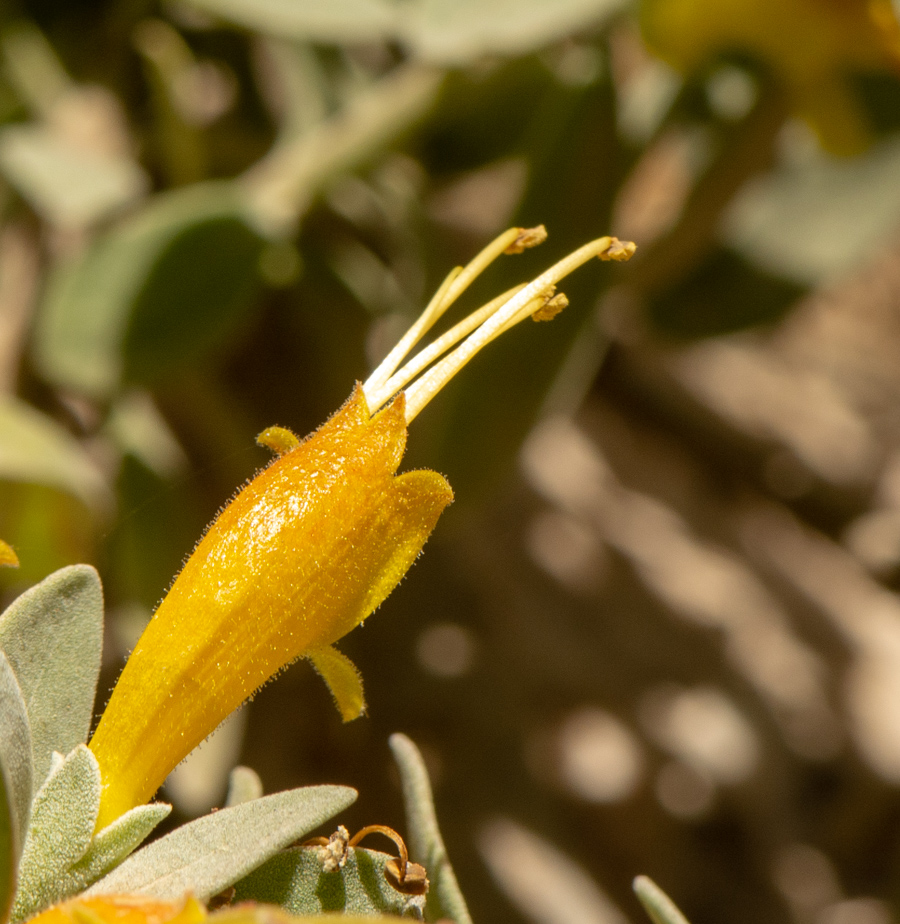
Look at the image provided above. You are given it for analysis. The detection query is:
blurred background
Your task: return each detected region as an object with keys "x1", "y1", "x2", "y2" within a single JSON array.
[{"x1": 3, "y1": 0, "x2": 900, "y2": 922}]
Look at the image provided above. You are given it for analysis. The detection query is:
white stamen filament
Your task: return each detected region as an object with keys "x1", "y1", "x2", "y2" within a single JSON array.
[
  {"x1": 362, "y1": 231, "x2": 635, "y2": 424},
  {"x1": 364, "y1": 226, "x2": 525, "y2": 396},
  {"x1": 366, "y1": 284, "x2": 527, "y2": 412}
]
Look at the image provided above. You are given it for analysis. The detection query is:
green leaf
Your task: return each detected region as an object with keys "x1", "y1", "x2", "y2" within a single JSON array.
[
  {"x1": 389, "y1": 734, "x2": 472, "y2": 924},
  {"x1": 407, "y1": 0, "x2": 628, "y2": 64},
  {"x1": 0, "y1": 123, "x2": 146, "y2": 230},
  {"x1": 12, "y1": 745, "x2": 101, "y2": 922},
  {"x1": 225, "y1": 767, "x2": 264, "y2": 807},
  {"x1": 0, "y1": 652, "x2": 33, "y2": 885},
  {"x1": 181, "y1": 0, "x2": 626, "y2": 61},
  {"x1": 86, "y1": 785, "x2": 357, "y2": 901},
  {"x1": 0, "y1": 565, "x2": 103, "y2": 789},
  {"x1": 723, "y1": 134, "x2": 900, "y2": 285},
  {"x1": 34, "y1": 181, "x2": 265, "y2": 398},
  {"x1": 633, "y1": 876, "x2": 693, "y2": 924},
  {"x1": 181, "y1": 0, "x2": 398, "y2": 42},
  {"x1": 0, "y1": 747, "x2": 17, "y2": 924},
  {"x1": 61, "y1": 803, "x2": 171, "y2": 895},
  {"x1": 0, "y1": 398, "x2": 110, "y2": 512},
  {"x1": 233, "y1": 846, "x2": 426, "y2": 919}
]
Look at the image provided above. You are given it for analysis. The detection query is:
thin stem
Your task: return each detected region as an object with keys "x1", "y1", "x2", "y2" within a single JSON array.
[
  {"x1": 364, "y1": 265, "x2": 462, "y2": 396},
  {"x1": 366, "y1": 283, "x2": 527, "y2": 413},
  {"x1": 363, "y1": 225, "x2": 546, "y2": 398}
]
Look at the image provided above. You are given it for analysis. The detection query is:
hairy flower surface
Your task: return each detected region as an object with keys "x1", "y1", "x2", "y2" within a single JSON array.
[
  {"x1": 640, "y1": 0, "x2": 900, "y2": 154},
  {"x1": 88, "y1": 227, "x2": 635, "y2": 829},
  {"x1": 89, "y1": 387, "x2": 451, "y2": 827}
]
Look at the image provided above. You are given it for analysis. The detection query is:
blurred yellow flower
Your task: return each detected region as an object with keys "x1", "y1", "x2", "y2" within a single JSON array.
[
  {"x1": 29, "y1": 895, "x2": 206, "y2": 924},
  {"x1": 640, "y1": 0, "x2": 900, "y2": 154},
  {"x1": 88, "y1": 227, "x2": 635, "y2": 829},
  {"x1": 0, "y1": 539, "x2": 18, "y2": 567}
]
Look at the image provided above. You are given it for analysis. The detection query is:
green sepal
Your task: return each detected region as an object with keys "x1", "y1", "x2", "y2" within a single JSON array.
[
  {"x1": 233, "y1": 846, "x2": 426, "y2": 919},
  {"x1": 86, "y1": 785, "x2": 357, "y2": 901},
  {"x1": 389, "y1": 734, "x2": 472, "y2": 924},
  {"x1": 11, "y1": 745, "x2": 100, "y2": 922},
  {"x1": 62, "y1": 803, "x2": 172, "y2": 897},
  {"x1": 0, "y1": 565, "x2": 103, "y2": 790}
]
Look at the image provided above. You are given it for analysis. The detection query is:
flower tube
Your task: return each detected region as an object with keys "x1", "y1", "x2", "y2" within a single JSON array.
[{"x1": 88, "y1": 227, "x2": 635, "y2": 829}]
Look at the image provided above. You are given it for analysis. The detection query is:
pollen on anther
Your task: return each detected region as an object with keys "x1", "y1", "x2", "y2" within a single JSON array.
[
  {"x1": 505, "y1": 224, "x2": 548, "y2": 254},
  {"x1": 532, "y1": 293, "x2": 569, "y2": 322}
]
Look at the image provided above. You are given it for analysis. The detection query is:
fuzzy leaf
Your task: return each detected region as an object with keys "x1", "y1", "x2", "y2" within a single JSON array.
[
  {"x1": 0, "y1": 757, "x2": 16, "y2": 924},
  {"x1": 0, "y1": 653, "x2": 32, "y2": 860},
  {"x1": 12, "y1": 745, "x2": 100, "y2": 922},
  {"x1": 0, "y1": 565, "x2": 103, "y2": 790},
  {"x1": 389, "y1": 734, "x2": 471, "y2": 924},
  {"x1": 61, "y1": 803, "x2": 172, "y2": 895},
  {"x1": 233, "y1": 846, "x2": 426, "y2": 919},
  {"x1": 86, "y1": 785, "x2": 357, "y2": 901},
  {"x1": 225, "y1": 767, "x2": 264, "y2": 807},
  {"x1": 633, "y1": 876, "x2": 693, "y2": 924}
]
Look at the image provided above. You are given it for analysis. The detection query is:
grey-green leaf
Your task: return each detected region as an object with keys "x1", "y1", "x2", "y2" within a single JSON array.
[
  {"x1": 181, "y1": 0, "x2": 398, "y2": 43},
  {"x1": 233, "y1": 846, "x2": 426, "y2": 919},
  {"x1": 389, "y1": 734, "x2": 472, "y2": 924},
  {"x1": 0, "y1": 122, "x2": 147, "y2": 231},
  {"x1": 407, "y1": 0, "x2": 628, "y2": 64},
  {"x1": 12, "y1": 745, "x2": 101, "y2": 922},
  {"x1": 633, "y1": 876, "x2": 693, "y2": 924},
  {"x1": 225, "y1": 766, "x2": 264, "y2": 807},
  {"x1": 0, "y1": 746, "x2": 17, "y2": 924},
  {"x1": 86, "y1": 785, "x2": 357, "y2": 901},
  {"x1": 0, "y1": 398, "x2": 110, "y2": 511},
  {"x1": 62, "y1": 803, "x2": 172, "y2": 896},
  {"x1": 0, "y1": 652, "x2": 32, "y2": 898},
  {"x1": 0, "y1": 565, "x2": 103, "y2": 790}
]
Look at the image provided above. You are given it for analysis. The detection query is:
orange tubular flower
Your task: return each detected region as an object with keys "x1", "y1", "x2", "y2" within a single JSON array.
[{"x1": 88, "y1": 227, "x2": 635, "y2": 830}]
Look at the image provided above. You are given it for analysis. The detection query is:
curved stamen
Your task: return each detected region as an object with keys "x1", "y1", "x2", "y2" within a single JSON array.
[{"x1": 402, "y1": 236, "x2": 634, "y2": 423}]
